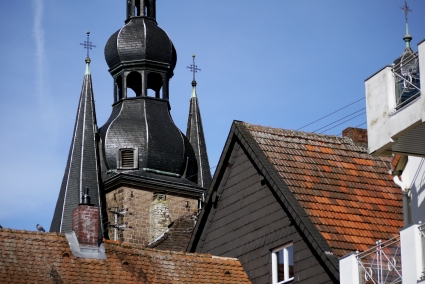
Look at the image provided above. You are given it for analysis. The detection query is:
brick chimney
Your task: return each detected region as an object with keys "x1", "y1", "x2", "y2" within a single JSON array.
[
  {"x1": 72, "y1": 188, "x2": 99, "y2": 247},
  {"x1": 342, "y1": 127, "x2": 368, "y2": 148}
]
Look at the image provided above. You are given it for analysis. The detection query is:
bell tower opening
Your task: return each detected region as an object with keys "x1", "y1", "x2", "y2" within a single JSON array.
[
  {"x1": 126, "y1": 71, "x2": 142, "y2": 98},
  {"x1": 147, "y1": 72, "x2": 163, "y2": 98}
]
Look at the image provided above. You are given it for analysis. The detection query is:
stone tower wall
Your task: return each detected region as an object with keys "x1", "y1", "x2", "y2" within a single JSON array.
[{"x1": 105, "y1": 186, "x2": 198, "y2": 246}]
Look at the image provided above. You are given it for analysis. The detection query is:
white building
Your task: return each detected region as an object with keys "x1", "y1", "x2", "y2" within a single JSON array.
[{"x1": 340, "y1": 6, "x2": 425, "y2": 284}]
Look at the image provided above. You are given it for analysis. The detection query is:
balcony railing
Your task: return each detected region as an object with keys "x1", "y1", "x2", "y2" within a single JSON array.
[{"x1": 356, "y1": 236, "x2": 402, "y2": 284}]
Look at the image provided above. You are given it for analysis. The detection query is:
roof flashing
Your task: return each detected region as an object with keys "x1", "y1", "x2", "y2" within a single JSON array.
[{"x1": 65, "y1": 231, "x2": 106, "y2": 260}]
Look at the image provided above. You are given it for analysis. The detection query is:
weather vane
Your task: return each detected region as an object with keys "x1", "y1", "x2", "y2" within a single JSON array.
[
  {"x1": 400, "y1": 0, "x2": 412, "y2": 23},
  {"x1": 187, "y1": 54, "x2": 201, "y2": 82},
  {"x1": 80, "y1": 31, "x2": 96, "y2": 59}
]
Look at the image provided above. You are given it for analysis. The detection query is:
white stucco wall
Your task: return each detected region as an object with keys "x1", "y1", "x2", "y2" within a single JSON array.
[
  {"x1": 400, "y1": 224, "x2": 422, "y2": 284},
  {"x1": 401, "y1": 156, "x2": 425, "y2": 224},
  {"x1": 339, "y1": 253, "x2": 360, "y2": 284}
]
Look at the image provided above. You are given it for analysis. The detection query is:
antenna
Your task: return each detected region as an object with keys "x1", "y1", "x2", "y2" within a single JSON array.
[{"x1": 108, "y1": 207, "x2": 133, "y2": 241}]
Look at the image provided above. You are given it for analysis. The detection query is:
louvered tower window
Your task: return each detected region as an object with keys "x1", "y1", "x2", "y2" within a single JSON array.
[{"x1": 117, "y1": 148, "x2": 139, "y2": 169}]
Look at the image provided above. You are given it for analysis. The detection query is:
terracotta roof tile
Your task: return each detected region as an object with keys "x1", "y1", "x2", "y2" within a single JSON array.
[
  {"x1": 0, "y1": 229, "x2": 251, "y2": 283},
  {"x1": 245, "y1": 124, "x2": 403, "y2": 257}
]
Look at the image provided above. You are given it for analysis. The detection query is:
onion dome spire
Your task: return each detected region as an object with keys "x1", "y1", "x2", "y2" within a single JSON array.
[
  {"x1": 400, "y1": 0, "x2": 412, "y2": 48},
  {"x1": 186, "y1": 55, "x2": 212, "y2": 188},
  {"x1": 50, "y1": 33, "x2": 103, "y2": 235}
]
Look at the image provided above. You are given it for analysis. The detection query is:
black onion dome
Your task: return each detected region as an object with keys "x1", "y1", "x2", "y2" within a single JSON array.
[
  {"x1": 104, "y1": 17, "x2": 177, "y2": 72},
  {"x1": 98, "y1": 98, "x2": 198, "y2": 183}
]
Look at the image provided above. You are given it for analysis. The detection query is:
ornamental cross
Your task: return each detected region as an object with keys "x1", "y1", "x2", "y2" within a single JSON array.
[
  {"x1": 400, "y1": 0, "x2": 412, "y2": 23},
  {"x1": 80, "y1": 31, "x2": 96, "y2": 58},
  {"x1": 187, "y1": 55, "x2": 201, "y2": 81}
]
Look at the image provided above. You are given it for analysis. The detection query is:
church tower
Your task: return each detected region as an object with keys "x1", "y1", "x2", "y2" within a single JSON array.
[
  {"x1": 50, "y1": 1, "x2": 208, "y2": 246},
  {"x1": 100, "y1": 0, "x2": 204, "y2": 245}
]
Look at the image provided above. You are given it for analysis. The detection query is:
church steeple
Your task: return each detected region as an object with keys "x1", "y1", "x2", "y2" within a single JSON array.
[
  {"x1": 186, "y1": 55, "x2": 212, "y2": 188},
  {"x1": 50, "y1": 33, "x2": 103, "y2": 234}
]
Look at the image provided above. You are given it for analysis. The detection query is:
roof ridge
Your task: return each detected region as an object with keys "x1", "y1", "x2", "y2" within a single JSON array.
[{"x1": 239, "y1": 121, "x2": 352, "y2": 140}]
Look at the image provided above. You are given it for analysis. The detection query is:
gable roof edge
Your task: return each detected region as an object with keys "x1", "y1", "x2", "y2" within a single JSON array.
[{"x1": 188, "y1": 121, "x2": 340, "y2": 281}]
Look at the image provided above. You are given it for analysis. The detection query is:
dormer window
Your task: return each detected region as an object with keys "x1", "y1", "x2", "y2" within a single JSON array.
[{"x1": 117, "y1": 148, "x2": 138, "y2": 169}]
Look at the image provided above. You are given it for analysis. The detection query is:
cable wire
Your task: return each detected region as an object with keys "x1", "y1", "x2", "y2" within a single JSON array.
[
  {"x1": 296, "y1": 97, "x2": 365, "y2": 130},
  {"x1": 312, "y1": 108, "x2": 365, "y2": 133},
  {"x1": 318, "y1": 112, "x2": 366, "y2": 134}
]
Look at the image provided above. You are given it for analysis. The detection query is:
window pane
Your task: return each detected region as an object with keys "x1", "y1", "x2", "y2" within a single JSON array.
[
  {"x1": 277, "y1": 250, "x2": 284, "y2": 282},
  {"x1": 287, "y1": 245, "x2": 294, "y2": 278}
]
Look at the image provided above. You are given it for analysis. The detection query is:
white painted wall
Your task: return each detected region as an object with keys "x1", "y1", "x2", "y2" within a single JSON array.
[
  {"x1": 365, "y1": 40, "x2": 425, "y2": 156},
  {"x1": 339, "y1": 253, "x2": 360, "y2": 284},
  {"x1": 400, "y1": 224, "x2": 423, "y2": 284},
  {"x1": 400, "y1": 156, "x2": 425, "y2": 224}
]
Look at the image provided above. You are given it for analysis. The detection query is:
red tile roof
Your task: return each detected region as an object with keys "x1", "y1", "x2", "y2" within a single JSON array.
[
  {"x1": 245, "y1": 123, "x2": 403, "y2": 257},
  {"x1": 0, "y1": 229, "x2": 251, "y2": 283}
]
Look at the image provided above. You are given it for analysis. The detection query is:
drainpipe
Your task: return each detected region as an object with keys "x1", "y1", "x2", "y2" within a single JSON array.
[{"x1": 393, "y1": 175, "x2": 412, "y2": 226}]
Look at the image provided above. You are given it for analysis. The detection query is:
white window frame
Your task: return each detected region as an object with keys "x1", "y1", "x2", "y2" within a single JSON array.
[{"x1": 272, "y1": 243, "x2": 294, "y2": 284}]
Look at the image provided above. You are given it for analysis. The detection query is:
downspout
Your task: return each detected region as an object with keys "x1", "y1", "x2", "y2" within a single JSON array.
[{"x1": 393, "y1": 175, "x2": 412, "y2": 226}]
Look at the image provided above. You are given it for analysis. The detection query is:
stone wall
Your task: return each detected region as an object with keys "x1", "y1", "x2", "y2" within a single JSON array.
[{"x1": 105, "y1": 186, "x2": 198, "y2": 246}]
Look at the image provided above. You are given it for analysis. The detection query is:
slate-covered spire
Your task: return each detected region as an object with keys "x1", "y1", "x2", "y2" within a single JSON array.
[
  {"x1": 186, "y1": 55, "x2": 212, "y2": 188},
  {"x1": 50, "y1": 53, "x2": 103, "y2": 235}
]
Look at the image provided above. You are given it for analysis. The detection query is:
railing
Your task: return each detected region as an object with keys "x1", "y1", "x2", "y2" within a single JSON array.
[
  {"x1": 356, "y1": 236, "x2": 402, "y2": 284},
  {"x1": 419, "y1": 222, "x2": 425, "y2": 277},
  {"x1": 392, "y1": 51, "x2": 421, "y2": 110}
]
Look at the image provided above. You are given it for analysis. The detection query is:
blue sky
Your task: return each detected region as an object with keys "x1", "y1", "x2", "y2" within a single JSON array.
[{"x1": 0, "y1": 0, "x2": 424, "y2": 231}]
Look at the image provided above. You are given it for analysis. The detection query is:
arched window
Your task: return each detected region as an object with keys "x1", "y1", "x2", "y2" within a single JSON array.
[
  {"x1": 147, "y1": 72, "x2": 163, "y2": 98},
  {"x1": 126, "y1": 71, "x2": 142, "y2": 97}
]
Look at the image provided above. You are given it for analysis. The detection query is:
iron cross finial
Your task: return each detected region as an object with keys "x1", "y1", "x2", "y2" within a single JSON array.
[
  {"x1": 400, "y1": 0, "x2": 412, "y2": 23},
  {"x1": 80, "y1": 31, "x2": 96, "y2": 60},
  {"x1": 187, "y1": 54, "x2": 201, "y2": 82}
]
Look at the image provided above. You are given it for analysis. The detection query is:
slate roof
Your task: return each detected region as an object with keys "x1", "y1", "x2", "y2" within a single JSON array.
[
  {"x1": 50, "y1": 63, "x2": 103, "y2": 235},
  {"x1": 0, "y1": 228, "x2": 251, "y2": 284},
  {"x1": 189, "y1": 121, "x2": 403, "y2": 281},
  {"x1": 147, "y1": 213, "x2": 197, "y2": 251},
  {"x1": 244, "y1": 122, "x2": 403, "y2": 257},
  {"x1": 186, "y1": 83, "x2": 212, "y2": 188}
]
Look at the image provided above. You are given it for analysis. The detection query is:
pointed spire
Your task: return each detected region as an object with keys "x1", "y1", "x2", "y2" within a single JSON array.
[
  {"x1": 400, "y1": 0, "x2": 412, "y2": 48},
  {"x1": 186, "y1": 56, "x2": 212, "y2": 188},
  {"x1": 50, "y1": 35, "x2": 102, "y2": 236}
]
